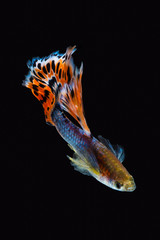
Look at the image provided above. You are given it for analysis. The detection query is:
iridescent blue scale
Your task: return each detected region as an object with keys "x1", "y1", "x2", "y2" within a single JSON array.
[{"x1": 52, "y1": 105, "x2": 88, "y2": 153}]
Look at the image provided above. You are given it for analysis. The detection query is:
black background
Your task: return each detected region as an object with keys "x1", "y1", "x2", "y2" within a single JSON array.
[{"x1": 3, "y1": 1, "x2": 159, "y2": 239}]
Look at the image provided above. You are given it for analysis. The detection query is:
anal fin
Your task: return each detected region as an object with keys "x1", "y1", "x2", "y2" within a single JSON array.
[
  {"x1": 67, "y1": 146, "x2": 100, "y2": 177},
  {"x1": 67, "y1": 153, "x2": 91, "y2": 176}
]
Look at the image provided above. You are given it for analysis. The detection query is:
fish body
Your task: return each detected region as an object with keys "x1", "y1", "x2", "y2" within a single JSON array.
[{"x1": 23, "y1": 46, "x2": 136, "y2": 192}]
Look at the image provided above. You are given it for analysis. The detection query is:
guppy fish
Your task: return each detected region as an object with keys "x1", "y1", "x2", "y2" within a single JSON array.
[{"x1": 23, "y1": 46, "x2": 136, "y2": 192}]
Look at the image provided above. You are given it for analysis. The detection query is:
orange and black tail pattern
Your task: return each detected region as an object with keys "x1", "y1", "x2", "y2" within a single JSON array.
[
  {"x1": 59, "y1": 62, "x2": 90, "y2": 135},
  {"x1": 23, "y1": 46, "x2": 77, "y2": 125},
  {"x1": 23, "y1": 46, "x2": 90, "y2": 134}
]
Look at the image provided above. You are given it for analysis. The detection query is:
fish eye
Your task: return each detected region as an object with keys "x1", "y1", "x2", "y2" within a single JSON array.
[{"x1": 115, "y1": 181, "x2": 123, "y2": 189}]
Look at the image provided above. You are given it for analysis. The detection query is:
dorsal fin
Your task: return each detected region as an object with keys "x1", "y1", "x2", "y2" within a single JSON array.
[{"x1": 98, "y1": 135, "x2": 125, "y2": 163}]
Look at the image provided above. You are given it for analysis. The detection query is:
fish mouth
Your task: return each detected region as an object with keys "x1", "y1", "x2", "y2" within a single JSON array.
[
  {"x1": 126, "y1": 185, "x2": 136, "y2": 192},
  {"x1": 124, "y1": 181, "x2": 136, "y2": 192}
]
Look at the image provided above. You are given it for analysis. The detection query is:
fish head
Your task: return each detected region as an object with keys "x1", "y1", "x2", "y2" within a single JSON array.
[
  {"x1": 112, "y1": 176, "x2": 136, "y2": 192},
  {"x1": 97, "y1": 172, "x2": 136, "y2": 192},
  {"x1": 111, "y1": 174, "x2": 136, "y2": 192}
]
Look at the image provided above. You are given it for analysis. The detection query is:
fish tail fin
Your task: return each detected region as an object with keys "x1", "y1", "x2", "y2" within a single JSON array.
[
  {"x1": 22, "y1": 46, "x2": 76, "y2": 126},
  {"x1": 23, "y1": 46, "x2": 90, "y2": 134},
  {"x1": 59, "y1": 53, "x2": 91, "y2": 135}
]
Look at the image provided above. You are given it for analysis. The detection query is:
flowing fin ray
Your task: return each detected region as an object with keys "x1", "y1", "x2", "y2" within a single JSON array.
[
  {"x1": 67, "y1": 149, "x2": 100, "y2": 176},
  {"x1": 60, "y1": 62, "x2": 90, "y2": 135},
  {"x1": 23, "y1": 46, "x2": 90, "y2": 134}
]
